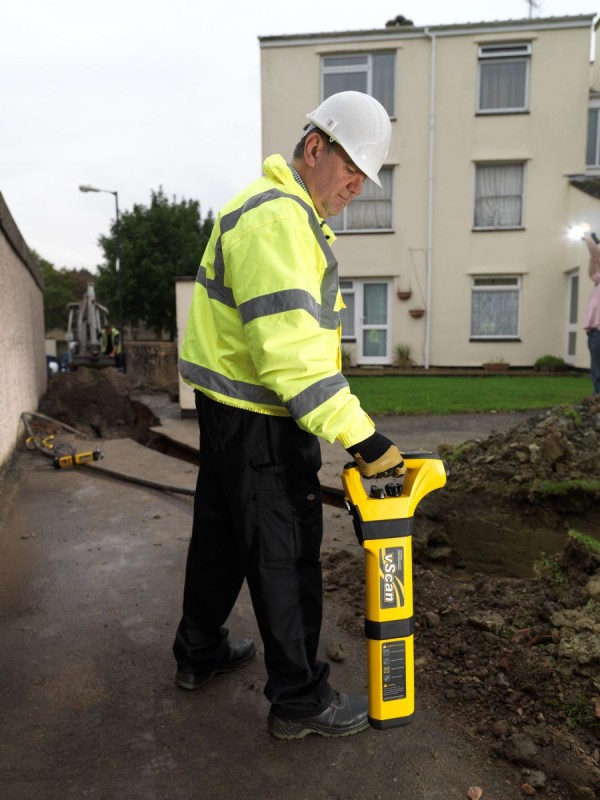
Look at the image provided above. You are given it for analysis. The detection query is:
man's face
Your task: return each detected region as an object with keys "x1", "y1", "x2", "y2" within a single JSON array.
[{"x1": 308, "y1": 137, "x2": 366, "y2": 219}]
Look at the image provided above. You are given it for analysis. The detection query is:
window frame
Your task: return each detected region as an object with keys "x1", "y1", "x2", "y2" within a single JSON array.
[
  {"x1": 476, "y1": 42, "x2": 531, "y2": 115},
  {"x1": 321, "y1": 51, "x2": 396, "y2": 117},
  {"x1": 473, "y1": 162, "x2": 526, "y2": 231},
  {"x1": 470, "y1": 275, "x2": 521, "y2": 340},
  {"x1": 586, "y1": 97, "x2": 600, "y2": 171}
]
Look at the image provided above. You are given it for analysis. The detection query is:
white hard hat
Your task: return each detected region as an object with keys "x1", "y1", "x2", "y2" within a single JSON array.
[{"x1": 306, "y1": 91, "x2": 391, "y2": 187}]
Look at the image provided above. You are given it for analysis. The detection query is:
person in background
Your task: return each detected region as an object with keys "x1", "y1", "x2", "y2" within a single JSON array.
[
  {"x1": 102, "y1": 323, "x2": 123, "y2": 371},
  {"x1": 581, "y1": 230, "x2": 600, "y2": 393},
  {"x1": 174, "y1": 91, "x2": 405, "y2": 740}
]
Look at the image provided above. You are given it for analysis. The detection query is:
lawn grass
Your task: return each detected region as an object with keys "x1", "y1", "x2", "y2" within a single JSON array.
[{"x1": 346, "y1": 375, "x2": 592, "y2": 415}]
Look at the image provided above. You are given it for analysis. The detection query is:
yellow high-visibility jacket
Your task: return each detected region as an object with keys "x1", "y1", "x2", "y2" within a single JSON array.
[
  {"x1": 101, "y1": 327, "x2": 121, "y2": 355},
  {"x1": 179, "y1": 154, "x2": 375, "y2": 448}
]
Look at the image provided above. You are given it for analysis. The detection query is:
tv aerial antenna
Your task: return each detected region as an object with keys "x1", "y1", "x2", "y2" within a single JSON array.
[{"x1": 525, "y1": 0, "x2": 542, "y2": 18}]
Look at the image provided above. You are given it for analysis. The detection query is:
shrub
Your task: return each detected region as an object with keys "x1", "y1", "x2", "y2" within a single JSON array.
[
  {"x1": 394, "y1": 342, "x2": 411, "y2": 364},
  {"x1": 535, "y1": 354, "x2": 566, "y2": 367}
]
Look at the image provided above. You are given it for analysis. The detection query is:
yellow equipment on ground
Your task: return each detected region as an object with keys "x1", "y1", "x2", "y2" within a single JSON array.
[
  {"x1": 52, "y1": 450, "x2": 103, "y2": 469},
  {"x1": 342, "y1": 451, "x2": 448, "y2": 729}
]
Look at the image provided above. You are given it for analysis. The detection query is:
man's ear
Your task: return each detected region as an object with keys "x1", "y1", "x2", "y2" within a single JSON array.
[{"x1": 304, "y1": 131, "x2": 324, "y2": 168}]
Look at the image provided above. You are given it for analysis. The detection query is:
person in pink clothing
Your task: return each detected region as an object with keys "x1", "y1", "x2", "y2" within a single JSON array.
[{"x1": 582, "y1": 231, "x2": 600, "y2": 393}]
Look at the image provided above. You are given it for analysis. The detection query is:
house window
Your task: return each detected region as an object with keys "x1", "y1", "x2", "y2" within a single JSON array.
[
  {"x1": 340, "y1": 280, "x2": 356, "y2": 339},
  {"x1": 474, "y1": 163, "x2": 524, "y2": 229},
  {"x1": 477, "y1": 43, "x2": 530, "y2": 113},
  {"x1": 471, "y1": 276, "x2": 520, "y2": 338},
  {"x1": 322, "y1": 52, "x2": 395, "y2": 116},
  {"x1": 329, "y1": 167, "x2": 393, "y2": 233},
  {"x1": 586, "y1": 103, "x2": 600, "y2": 168}
]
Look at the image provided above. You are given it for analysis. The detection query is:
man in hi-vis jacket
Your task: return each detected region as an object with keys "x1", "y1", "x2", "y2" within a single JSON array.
[{"x1": 175, "y1": 91, "x2": 405, "y2": 739}]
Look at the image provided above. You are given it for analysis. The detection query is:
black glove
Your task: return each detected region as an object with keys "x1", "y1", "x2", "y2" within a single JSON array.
[{"x1": 346, "y1": 432, "x2": 405, "y2": 479}]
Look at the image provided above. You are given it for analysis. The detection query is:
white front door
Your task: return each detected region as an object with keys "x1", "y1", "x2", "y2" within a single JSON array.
[
  {"x1": 566, "y1": 270, "x2": 579, "y2": 366},
  {"x1": 357, "y1": 281, "x2": 391, "y2": 365}
]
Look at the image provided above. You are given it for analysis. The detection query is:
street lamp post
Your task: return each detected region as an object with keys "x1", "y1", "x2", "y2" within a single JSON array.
[{"x1": 79, "y1": 185, "x2": 126, "y2": 372}]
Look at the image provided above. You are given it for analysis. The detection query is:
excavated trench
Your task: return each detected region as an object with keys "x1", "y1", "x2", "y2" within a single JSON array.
[
  {"x1": 37, "y1": 368, "x2": 600, "y2": 578},
  {"x1": 138, "y1": 409, "x2": 595, "y2": 580},
  {"x1": 450, "y1": 513, "x2": 567, "y2": 577}
]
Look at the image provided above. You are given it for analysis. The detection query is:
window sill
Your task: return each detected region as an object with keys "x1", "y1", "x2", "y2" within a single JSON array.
[
  {"x1": 472, "y1": 226, "x2": 525, "y2": 233},
  {"x1": 333, "y1": 229, "x2": 395, "y2": 235},
  {"x1": 470, "y1": 337, "x2": 521, "y2": 342},
  {"x1": 475, "y1": 110, "x2": 529, "y2": 116}
]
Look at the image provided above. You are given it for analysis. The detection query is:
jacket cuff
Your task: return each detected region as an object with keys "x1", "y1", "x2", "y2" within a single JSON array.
[{"x1": 336, "y1": 417, "x2": 376, "y2": 450}]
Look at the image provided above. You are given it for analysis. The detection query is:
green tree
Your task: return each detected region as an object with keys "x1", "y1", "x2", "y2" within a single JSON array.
[
  {"x1": 36, "y1": 253, "x2": 95, "y2": 332},
  {"x1": 96, "y1": 189, "x2": 213, "y2": 340}
]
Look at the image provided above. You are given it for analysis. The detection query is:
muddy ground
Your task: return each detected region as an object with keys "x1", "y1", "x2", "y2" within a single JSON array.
[{"x1": 38, "y1": 371, "x2": 600, "y2": 798}]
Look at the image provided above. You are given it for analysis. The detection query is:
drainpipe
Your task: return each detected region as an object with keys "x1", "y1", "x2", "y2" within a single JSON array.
[{"x1": 424, "y1": 28, "x2": 437, "y2": 369}]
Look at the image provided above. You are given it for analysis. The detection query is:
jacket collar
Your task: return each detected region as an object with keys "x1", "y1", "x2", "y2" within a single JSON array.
[{"x1": 262, "y1": 155, "x2": 336, "y2": 244}]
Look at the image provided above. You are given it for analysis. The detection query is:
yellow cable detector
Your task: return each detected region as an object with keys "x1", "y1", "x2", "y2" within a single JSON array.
[{"x1": 342, "y1": 451, "x2": 448, "y2": 729}]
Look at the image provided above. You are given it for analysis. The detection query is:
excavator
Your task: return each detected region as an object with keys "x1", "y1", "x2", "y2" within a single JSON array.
[{"x1": 66, "y1": 283, "x2": 114, "y2": 369}]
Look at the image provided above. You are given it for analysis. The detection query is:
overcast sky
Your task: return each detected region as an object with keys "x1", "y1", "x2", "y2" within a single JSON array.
[{"x1": 1, "y1": 0, "x2": 595, "y2": 272}]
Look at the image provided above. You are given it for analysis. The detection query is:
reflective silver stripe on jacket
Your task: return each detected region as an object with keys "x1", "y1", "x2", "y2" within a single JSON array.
[
  {"x1": 179, "y1": 360, "x2": 350, "y2": 421},
  {"x1": 239, "y1": 288, "x2": 320, "y2": 325},
  {"x1": 195, "y1": 189, "x2": 340, "y2": 329},
  {"x1": 285, "y1": 373, "x2": 349, "y2": 420},
  {"x1": 179, "y1": 360, "x2": 284, "y2": 407}
]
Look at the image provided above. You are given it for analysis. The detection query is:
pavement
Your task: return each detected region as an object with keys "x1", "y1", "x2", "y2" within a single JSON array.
[{"x1": 0, "y1": 402, "x2": 535, "y2": 800}]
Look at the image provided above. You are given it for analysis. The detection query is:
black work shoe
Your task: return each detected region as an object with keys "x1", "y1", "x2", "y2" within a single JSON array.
[
  {"x1": 267, "y1": 691, "x2": 369, "y2": 739},
  {"x1": 176, "y1": 637, "x2": 256, "y2": 690}
]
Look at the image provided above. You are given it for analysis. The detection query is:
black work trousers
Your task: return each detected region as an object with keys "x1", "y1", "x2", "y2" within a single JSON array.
[{"x1": 173, "y1": 391, "x2": 334, "y2": 718}]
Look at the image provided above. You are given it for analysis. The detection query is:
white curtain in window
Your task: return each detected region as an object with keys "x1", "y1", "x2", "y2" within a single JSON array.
[
  {"x1": 471, "y1": 289, "x2": 518, "y2": 336},
  {"x1": 324, "y1": 72, "x2": 368, "y2": 97},
  {"x1": 479, "y1": 60, "x2": 526, "y2": 110},
  {"x1": 340, "y1": 292, "x2": 355, "y2": 337},
  {"x1": 363, "y1": 329, "x2": 387, "y2": 357},
  {"x1": 372, "y1": 53, "x2": 395, "y2": 115},
  {"x1": 363, "y1": 284, "x2": 388, "y2": 357},
  {"x1": 364, "y1": 283, "x2": 387, "y2": 325},
  {"x1": 475, "y1": 165, "x2": 523, "y2": 228}
]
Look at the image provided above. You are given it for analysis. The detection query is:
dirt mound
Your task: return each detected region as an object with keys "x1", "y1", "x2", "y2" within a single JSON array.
[
  {"x1": 442, "y1": 395, "x2": 600, "y2": 497},
  {"x1": 413, "y1": 396, "x2": 600, "y2": 575},
  {"x1": 39, "y1": 369, "x2": 158, "y2": 440},
  {"x1": 323, "y1": 397, "x2": 600, "y2": 798}
]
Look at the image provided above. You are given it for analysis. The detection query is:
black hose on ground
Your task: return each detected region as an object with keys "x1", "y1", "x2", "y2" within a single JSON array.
[
  {"x1": 20, "y1": 411, "x2": 195, "y2": 498},
  {"x1": 81, "y1": 462, "x2": 195, "y2": 497}
]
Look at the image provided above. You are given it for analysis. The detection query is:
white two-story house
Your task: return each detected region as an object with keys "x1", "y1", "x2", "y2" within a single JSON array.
[{"x1": 259, "y1": 13, "x2": 600, "y2": 370}]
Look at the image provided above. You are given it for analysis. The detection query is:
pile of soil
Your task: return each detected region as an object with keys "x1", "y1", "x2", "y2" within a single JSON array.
[
  {"x1": 439, "y1": 395, "x2": 600, "y2": 500},
  {"x1": 39, "y1": 369, "x2": 158, "y2": 440},
  {"x1": 323, "y1": 396, "x2": 600, "y2": 799}
]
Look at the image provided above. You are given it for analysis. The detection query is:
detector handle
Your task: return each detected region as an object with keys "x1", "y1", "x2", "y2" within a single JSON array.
[{"x1": 342, "y1": 450, "x2": 449, "y2": 522}]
